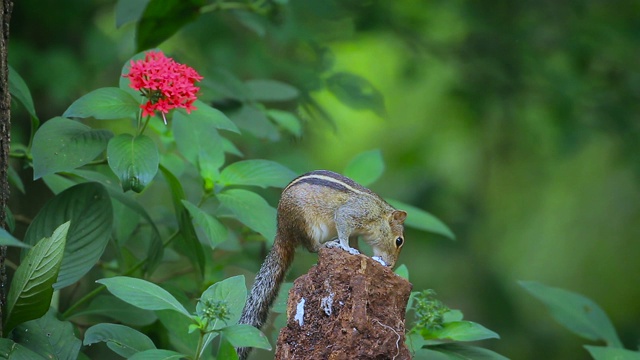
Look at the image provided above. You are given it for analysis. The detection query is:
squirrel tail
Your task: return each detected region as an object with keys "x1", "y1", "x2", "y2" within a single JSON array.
[{"x1": 237, "y1": 236, "x2": 294, "y2": 360}]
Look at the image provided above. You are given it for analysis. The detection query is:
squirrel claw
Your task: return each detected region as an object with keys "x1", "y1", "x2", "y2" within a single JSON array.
[{"x1": 325, "y1": 240, "x2": 360, "y2": 255}]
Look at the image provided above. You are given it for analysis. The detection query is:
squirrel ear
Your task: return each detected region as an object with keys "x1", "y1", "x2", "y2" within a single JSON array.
[{"x1": 391, "y1": 210, "x2": 407, "y2": 224}]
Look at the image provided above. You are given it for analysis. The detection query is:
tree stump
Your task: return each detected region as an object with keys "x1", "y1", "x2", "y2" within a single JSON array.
[{"x1": 275, "y1": 247, "x2": 413, "y2": 360}]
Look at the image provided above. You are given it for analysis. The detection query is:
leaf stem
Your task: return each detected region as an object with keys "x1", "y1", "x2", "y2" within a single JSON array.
[
  {"x1": 61, "y1": 230, "x2": 181, "y2": 319},
  {"x1": 138, "y1": 115, "x2": 152, "y2": 136}
]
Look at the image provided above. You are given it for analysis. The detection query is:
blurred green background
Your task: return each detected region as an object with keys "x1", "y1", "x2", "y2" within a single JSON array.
[{"x1": 9, "y1": 0, "x2": 640, "y2": 359}]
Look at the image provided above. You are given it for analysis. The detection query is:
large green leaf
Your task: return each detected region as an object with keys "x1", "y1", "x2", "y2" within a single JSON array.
[
  {"x1": 343, "y1": 149, "x2": 385, "y2": 187},
  {"x1": 422, "y1": 344, "x2": 508, "y2": 360},
  {"x1": 424, "y1": 321, "x2": 500, "y2": 342},
  {"x1": 0, "y1": 229, "x2": 30, "y2": 248},
  {"x1": 181, "y1": 200, "x2": 228, "y2": 250},
  {"x1": 386, "y1": 199, "x2": 455, "y2": 240},
  {"x1": 172, "y1": 110, "x2": 225, "y2": 177},
  {"x1": 8, "y1": 65, "x2": 37, "y2": 119},
  {"x1": 70, "y1": 295, "x2": 157, "y2": 326},
  {"x1": 179, "y1": 100, "x2": 239, "y2": 133},
  {"x1": 107, "y1": 134, "x2": 159, "y2": 192},
  {"x1": 326, "y1": 72, "x2": 386, "y2": 117},
  {"x1": 266, "y1": 109, "x2": 302, "y2": 137},
  {"x1": 159, "y1": 165, "x2": 205, "y2": 276},
  {"x1": 136, "y1": 0, "x2": 203, "y2": 52},
  {"x1": 197, "y1": 275, "x2": 246, "y2": 331},
  {"x1": 519, "y1": 281, "x2": 623, "y2": 347},
  {"x1": 10, "y1": 308, "x2": 81, "y2": 360},
  {"x1": 97, "y1": 276, "x2": 191, "y2": 318},
  {"x1": 245, "y1": 79, "x2": 299, "y2": 102},
  {"x1": 0, "y1": 338, "x2": 46, "y2": 360},
  {"x1": 83, "y1": 323, "x2": 156, "y2": 358},
  {"x1": 23, "y1": 182, "x2": 113, "y2": 289},
  {"x1": 585, "y1": 346, "x2": 640, "y2": 360},
  {"x1": 115, "y1": 0, "x2": 149, "y2": 28},
  {"x1": 31, "y1": 117, "x2": 113, "y2": 179},
  {"x1": 63, "y1": 87, "x2": 140, "y2": 120},
  {"x1": 217, "y1": 189, "x2": 277, "y2": 242},
  {"x1": 5, "y1": 223, "x2": 69, "y2": 333},
  {"x1": 219, "y1": 160, "x2": 296, "y2": 188},
  {"x1": 221, "y1": 324, "x2": 271, "y2": 350},
  {"x1": 128, "y1": 349, "x2": 186, "y2": 360}
]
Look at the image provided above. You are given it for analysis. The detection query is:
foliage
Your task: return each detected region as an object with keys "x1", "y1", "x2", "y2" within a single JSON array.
[
  {"x1": 520, "y1": 281, "x2": 640, "y2": 360},
  {"x1": 4, "y1": 1, "x2": 454, "y2": 358}
]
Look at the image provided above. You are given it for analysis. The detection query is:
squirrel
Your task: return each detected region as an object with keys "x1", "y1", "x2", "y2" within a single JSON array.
[{"x1": 236, "y1": 170, "x2": 407, "y2": 360}]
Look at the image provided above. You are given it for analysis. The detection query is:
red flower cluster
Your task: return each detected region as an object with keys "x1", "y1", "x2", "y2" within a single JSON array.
[{"x1": 123, "y1": 51, "x2": 203, "y2": 122}]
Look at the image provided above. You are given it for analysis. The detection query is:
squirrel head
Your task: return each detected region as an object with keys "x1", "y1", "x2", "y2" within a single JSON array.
[{"x1": 370, "y1": 209, "x2": 407, "y2": 267}]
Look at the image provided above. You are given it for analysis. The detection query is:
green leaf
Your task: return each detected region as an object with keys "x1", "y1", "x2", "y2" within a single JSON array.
[
  {"x1": 83, "y1": 323, "x2": 156, "y2": 358},
  {"x1": 181, "y1": 200, "x2": 228, "y2": 250},
  {"x1": 519, "y1": 281, "x2": 623, "y2": 347},
  {"x1": 231, "y1": 105, "x2": 279, "y2": 141},
  {"x1": 63, "y1": 87, "x2": 140, "y2": 120},
  {"x1": 180, "y1": 100, "x2": 239, "y2": 133},
  {"x1": 394, "y1": 264, "x2": 409, "y2": 280},
  {"x1": 107, "y1": 134, "x2": 159, "y2": 192},
  {"x1": 216, "y1": 338, "x2": 239, "y2": 360},
  {"x1": 584, "y1": 346, "x2": 640, "y2": 360},
  {"x1": 8, "y1": 65, "x2": 38, "y2": 119},
  {"x1": 425, "y1": 321, "x2": 500, "y2": 342},
  {"x1": 129, "y1": 349, "x2": 186, "y2": 360},
  {"x1": 172, "y1": 110, "x2": 225, "y2": 175},
  {"x1": 159, "y1": 165, "x2": 205, "y2": 276},
  {"x1": 343, "y1": 149, "x2": 385, "y2": 186},
  {"x1": 386, "y1": 199, "x2": 455, "y2": 240},
  {"x1": 217, "y1": 189, "x2": 277, "y2": 242},
  {"x1": 326, "y1": 72, "x2": 386, "y2": 117},
  {"x1": 70, "y1": 295, "x2": 157, "y2": 326},
  {"x1": 23, "y1": 183, "x2": 113, "y2": 289},
  {"x1": 245, "y1": 79, "x2": 299, "y2": 102},
  {"x1": 10, "y1": 308, "x2": 81, "y2": 360},
  {"x1": 219, "y1": 160, "x2": 296, "y2": 189},
  {"x1": 97, "y1": 276, "x2": 191, "y2": 318},
  {"x1": 221, "y1": 324, "x2": 272, "y2": 350},
  {"x1": 267, "y1": 109, "x2": 302, "y2": 137},
  {"x1": 422, "y1": 344, "x2": 509, "y2": 360},
  {"x1": 5, "y1": 223, "x2": 69, "y2": 333},
  {"x1": 0, "y1": 229, "x2": 30, "y2": 248},
  {"x1": 0, "y1": 338, "x2": 46, "y2": 360},
  {"x1": 136, "y1": 0, "x2": 203, "y2": 52},
  {"x1": 31, "y1": 117, "x2": 113, "y2": 179},
  {"x1": 115, "y1": 0, "x2": 149, "y2": 28},
  {"x1": 8, "y1": 165, "x2": 25, "y2": 194},
  {"x1": 197, "y1": 275, "x2": 247, "y2": 330}
]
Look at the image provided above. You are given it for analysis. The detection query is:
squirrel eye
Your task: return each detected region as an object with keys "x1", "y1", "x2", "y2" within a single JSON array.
[{"x1": 395, "y1": 237, "x2": 404, "y2": 247}]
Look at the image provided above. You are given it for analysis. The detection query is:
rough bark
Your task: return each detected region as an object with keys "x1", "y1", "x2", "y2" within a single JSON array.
[
  {"x1": 276, "y1": 247, "x2": 413, "y2": 360},
  {"x1": 0, "y1": 0, "x2": 12, "y2": 338}
]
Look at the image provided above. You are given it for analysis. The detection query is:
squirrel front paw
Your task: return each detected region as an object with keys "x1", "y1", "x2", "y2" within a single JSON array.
[{"x1": 325, "y1": 240, "x2": 360, "y2": 255}]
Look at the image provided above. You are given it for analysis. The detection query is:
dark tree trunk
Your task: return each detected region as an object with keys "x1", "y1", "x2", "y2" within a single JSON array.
[{"x1": 0, "y1": 0, "x2": 13, "y2": 339}]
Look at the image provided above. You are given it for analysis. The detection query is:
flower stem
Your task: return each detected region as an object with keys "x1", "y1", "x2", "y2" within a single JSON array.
[
  {"x1": 194, "y1": 331, "x2": 206, "y2": 360},
  {"x1": 139, "y1": 115, "x2": 152, "y2": 135}
]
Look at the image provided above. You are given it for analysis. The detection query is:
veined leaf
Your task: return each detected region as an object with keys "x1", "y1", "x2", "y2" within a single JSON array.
[
  {"x1": 84, "y1": 323, "x2": 156, "y2": 358},
  {"x1": 107, "y1": 134, "x2": 159, "y2": 192},
  {"x1": 386, "y1": 199, "x2": 455, "y2": 240},
  {"x1": 0, "y1": 338, "x2": 46, "y2": 359},
  {"x1": 219, "y1": 160, "x2": 296, "y2": 188},
  {"x1": 344, "y1": 149, "x2": 385, "y2": 187},
  {"x1": 32, "y1": 117, "x2": 113, "y2": 179},
  {"x1": 63, "y1": 87, "x2": 140, "y2": 120},
  {"x1": 519, "y1": 281, "x2": 623, "y2": 348},
  {"x1": 423, "y1": 321, "x2": 500, "y2": 342},
  {"x1": 70, "y1": 295, "x2": 157, "y2": 327},
  {"x1": 160, "y1": 165, "x2": 205, "y2": 276},
  {"x1": 221, "y1": 324, "x2": 271, "y2": 350},
  {"x1": 97, "y1": 276, "x2": 191, "y2": 317},
  {"x1": 5, "y1": 223, "x2": 69, "y2": 333},
  {"x1": 217, "y1": 189, "x2": 277, "y2": 242},
  {"x1": 136, "y1": 0, "x2": 203, "y2": 52},
  {"x1": 422, "y1": 343, "x2": 509, "y2": 360},
  {"x1": 11, "y1": 307, "x2": 81, "y2": 360},
  {"x1": 115, "y1": 0, "x2": 149, "y2": 28},
  {"x1": 197, "y1": 275, "x2": 246, "y2": 331},
  {"x1": 182, "y1": 200, "x2": 228, "y2": 250},
  {"x1": 128, "y1": 349, "x2": 187, "y2": 360},
  {"x1": 179, "y1": 100, "x2": 239, "y2": 133},
  {"x1": 326, "y1": 72, "x2": 386, "y2": 117},
  {"x1": 584, "y1": 346, "x2": 640, "y2": 360},
  {"x1": 8, "y1": 65, "x2": 37, "y2": 119},
  {"x1": 0, "y1": 229, "x2": 30, "y2": 248},
  {"x1": 245, "y1": 79, "x2": 299, "y2": 102},
  {"x1": 23, "y1": 182, "x2": 113, "y2": 289}
]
